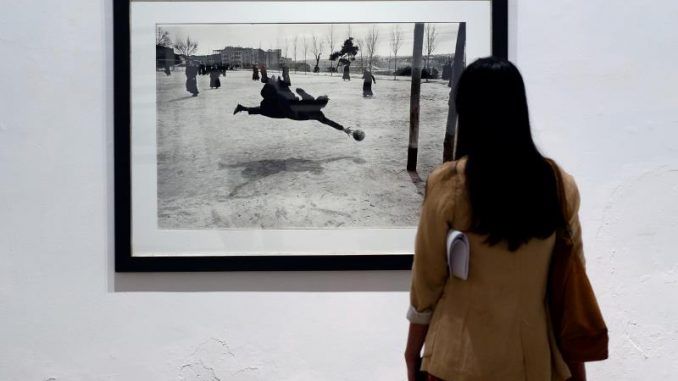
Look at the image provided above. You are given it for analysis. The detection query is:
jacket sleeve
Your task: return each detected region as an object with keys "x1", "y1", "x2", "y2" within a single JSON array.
[
  {"x1": 407, "y1": 167, "x2": 453, "y2": 324},
  {"x1": 562, "y1": 171, "x2": 585, "y2": 266}
]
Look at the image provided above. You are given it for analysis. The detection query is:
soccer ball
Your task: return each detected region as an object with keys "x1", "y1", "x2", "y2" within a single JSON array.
[{"x1": 352, "y1": 130, "x2": 366, "y2": 141}]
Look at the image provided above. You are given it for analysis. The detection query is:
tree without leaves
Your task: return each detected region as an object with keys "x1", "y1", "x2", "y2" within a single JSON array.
[
  {"x1": 293, "y1": 36, "x2": 298, "y2": 73},
  {"x1": 282, "y1": 37, "x2": 289, "y2": 66},
  {"x1": 355, "y1": 38, "x2": 365, "y2": 71},
  {"x1": 311, "y1": 34, "x2": 324, "y2": 73},
  {"x1": 365, "y1": 25, "x2": 380, "y2": 71},
  {"x1": 425, "y1": 24, "x2": 438, "y2": 82},
  {"x1": 388, "y1": 51, "x2": 392, "y2": 79},
  {"x1": 326, "y1": 24, "x2": 336, "y2": 75},
  {"x1": 303, "y1": 36, "x2": 309, "y2": 74},
  {"x1": 174, "y1": 35, "x2": 198, "y2": 57},
  {"x1": 390, "y1": 25, "x2": 403, "y2": 80},
  {"x1": 156, "y1": 27, "x2": 172, "y2": 47},
  {"x1": 274, "y1": 37, "x2": 281, "y2": 67}
]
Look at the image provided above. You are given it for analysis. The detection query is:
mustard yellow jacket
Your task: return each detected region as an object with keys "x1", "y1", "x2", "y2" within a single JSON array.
[{"x1": 409, "y1": 158, "x2": 583, "y2": 381}]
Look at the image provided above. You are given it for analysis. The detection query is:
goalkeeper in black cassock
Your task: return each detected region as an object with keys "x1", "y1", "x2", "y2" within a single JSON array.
[{"x1": 233, "y1": 68, "x2": 365, "y2": 141}]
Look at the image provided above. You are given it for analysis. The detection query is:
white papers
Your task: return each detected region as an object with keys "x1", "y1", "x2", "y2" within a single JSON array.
[{"x1": 447, "y1": 230, "x2": 470, "y2": 280}]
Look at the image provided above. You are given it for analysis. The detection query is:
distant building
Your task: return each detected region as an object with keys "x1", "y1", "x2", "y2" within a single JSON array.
[
  {"x1": 191, "y1": 53, "x2": 222, "y2": 66},
  {"x1": 216, "y1": 46, "x2": 281, "y2": 69},
  {"x1": 264, "y1": 49, "x2": 282, "y2": 69},
  {"x1": 291, "y1": 62, "x2": 312, "y2": 72}
]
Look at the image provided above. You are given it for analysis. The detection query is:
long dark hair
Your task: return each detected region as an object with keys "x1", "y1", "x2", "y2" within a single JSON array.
[{"x1": 454, "y1": 57, "x2": 565, "y2": 251}]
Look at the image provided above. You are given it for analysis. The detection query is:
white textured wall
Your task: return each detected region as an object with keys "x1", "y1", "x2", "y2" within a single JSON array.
[{"x1": 1, "y1": 1, "x2": 677, "y2": 380}]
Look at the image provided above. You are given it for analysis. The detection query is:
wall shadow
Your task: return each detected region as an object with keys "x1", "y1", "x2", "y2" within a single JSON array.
[{"x1": 114, "y1": 270, "x2": 411, "y2": 292}]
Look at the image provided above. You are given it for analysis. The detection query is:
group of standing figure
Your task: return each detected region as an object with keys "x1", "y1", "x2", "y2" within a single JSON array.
[{"x1": 184, "y1": 61, "x2": 229, "y2": 96}]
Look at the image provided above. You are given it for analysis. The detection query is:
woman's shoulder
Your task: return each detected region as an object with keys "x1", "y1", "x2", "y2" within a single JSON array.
[
  {"x1": 427, "y1": 158, "x2": 466, "y2": 190},
  {"x1": 546, "y1": 158, "x2": 581, "y2": 216},
  {"x1": 424, "y1": 158, "x2": 470, "y2": 228},
  {"x1": 424, "y1": 158, "x2": 468, "y2": 208}
]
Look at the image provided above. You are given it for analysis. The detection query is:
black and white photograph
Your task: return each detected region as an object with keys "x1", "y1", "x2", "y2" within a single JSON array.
[
  {"x1": 118, "y1": 0, "x2": 501, "y2": 269},
  {"x1": 155, "y1": 22, "x2": 465, "y2": 230}
]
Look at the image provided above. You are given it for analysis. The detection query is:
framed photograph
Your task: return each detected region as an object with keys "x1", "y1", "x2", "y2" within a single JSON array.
[{"x1": 114, "y1": 0, "x2": 508, "y2": 271}]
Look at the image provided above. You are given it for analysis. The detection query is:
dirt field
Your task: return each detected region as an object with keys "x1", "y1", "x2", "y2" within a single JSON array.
[{"x1": 156, "y1": 69, "x2": 452, "y2": 229}]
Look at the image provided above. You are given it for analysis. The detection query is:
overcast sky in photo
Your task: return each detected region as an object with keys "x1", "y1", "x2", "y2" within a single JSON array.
[{"x1": 160, "y1": 23, "x2": 460, "y2": 57}]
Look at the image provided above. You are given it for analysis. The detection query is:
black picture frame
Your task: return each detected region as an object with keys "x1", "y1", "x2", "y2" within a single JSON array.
[{"x1": 114, "y1": 0, "x2": 509, "y2": 272}]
